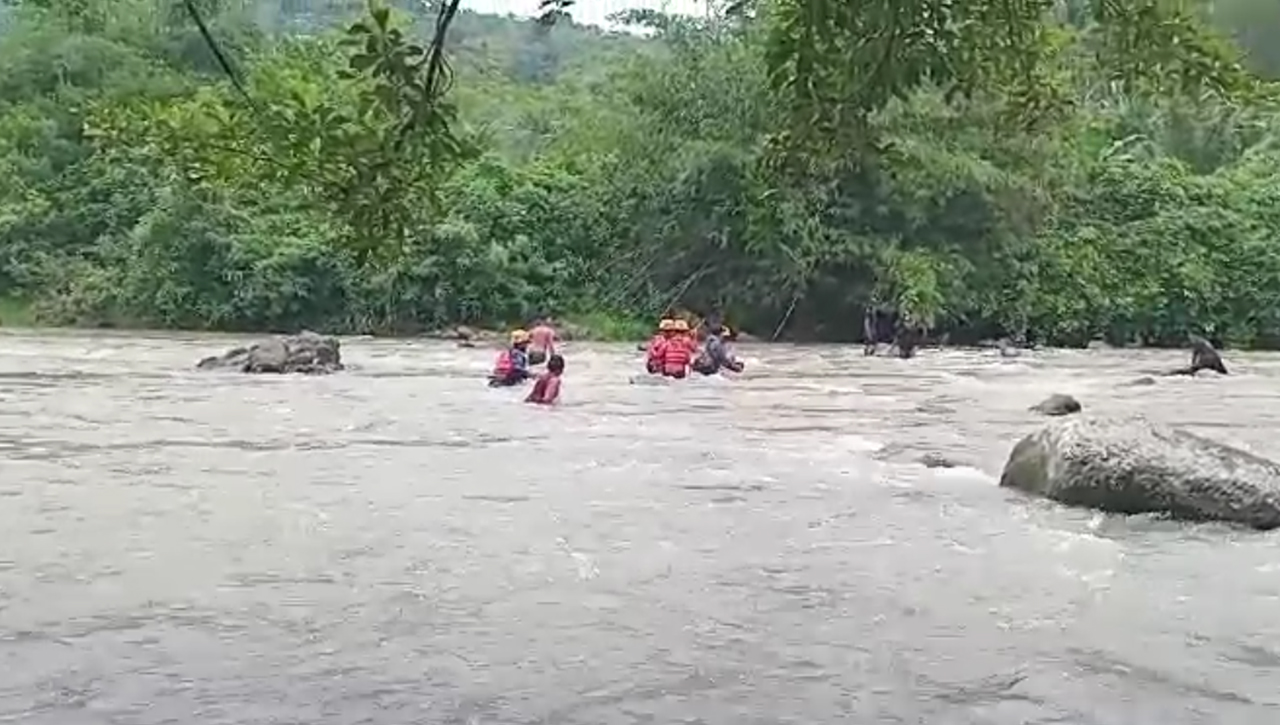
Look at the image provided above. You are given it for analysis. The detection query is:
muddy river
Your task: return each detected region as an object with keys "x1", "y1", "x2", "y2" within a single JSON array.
[{"x1": 1, "y1": 330, "x2": 1278, "y2": 724}]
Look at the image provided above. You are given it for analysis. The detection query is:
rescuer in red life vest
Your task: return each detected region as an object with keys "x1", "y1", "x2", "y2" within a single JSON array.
[
  {"x1": 660, "y1": 319, "x2": 693, "y2": 378},
  {"x1": 645, "y1": 318, "x2": 675, "y2": 374},
  {"x1": 489, "y1": 329, "x2": 532, "y2": 387}
]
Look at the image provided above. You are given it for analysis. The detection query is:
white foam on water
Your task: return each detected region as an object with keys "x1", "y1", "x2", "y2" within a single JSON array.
[
  {"x1": 837, "y1": 434, "x2": 885, "y2": 454},
  {"x1": 931, "y1": 465, "x2": 995, "y2": 481}
]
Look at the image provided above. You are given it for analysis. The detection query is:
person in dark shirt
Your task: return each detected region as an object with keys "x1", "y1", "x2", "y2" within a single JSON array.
[{"x1": 692, "y1": 325, "x2": 744, "y2": 375}]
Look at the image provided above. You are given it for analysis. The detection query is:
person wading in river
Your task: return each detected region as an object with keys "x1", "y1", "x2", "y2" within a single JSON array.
[
  {"x1": 528, "y1": 317, "x2": 558, "y2": 366},
  {"x1": 693, "y1": 324, "x2": 745, "y2": 375},
  {"x1": 646, "y1": 318, "x2": 675, "y2": 374},
  {"x1": 660, "y1": 319, "x2": 694, "y2": 378},
  {"x1": 525, "y1": 353, "x2": 564, "y2": 405},
  {"x1": 489, "y1": 330, "x2": 532, "y2": 387}
]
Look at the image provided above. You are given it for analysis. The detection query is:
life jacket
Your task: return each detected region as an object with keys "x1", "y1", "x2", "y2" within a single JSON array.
[
  {"x1": 493, "y1": 349, "x2": 514, "y2": 376},
  {"x1": 661, "y1": 334, "x2": 692, "y2": 374},
  {"x1": 645, "y1": 335, "x2": 666, "y2": 362}
]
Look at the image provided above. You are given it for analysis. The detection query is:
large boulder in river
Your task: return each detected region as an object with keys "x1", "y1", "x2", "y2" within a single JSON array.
[
  {"x1": 1000, "y1": 416, "x2": 1280, "y2": 530},
  {"x1": 1029, "y1": 393, "x2": 1081, "y2": 416},
  {"x1": 196, "y1": 331, "x2": 343, "y2": 374}
]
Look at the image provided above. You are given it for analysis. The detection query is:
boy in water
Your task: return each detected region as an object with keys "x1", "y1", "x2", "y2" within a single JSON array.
[
  {"x1": 527, "y1": 317, "x2": 558, "y2": 366},
  {"x1": 525, "y1": 353, "x2": 564, "y2": 405}
]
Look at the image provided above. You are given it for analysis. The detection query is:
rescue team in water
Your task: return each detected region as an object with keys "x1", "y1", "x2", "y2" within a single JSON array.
[
  {"x1": 487, "y1": 314, "x2": 743, "y2": 401},
  {"x1": 644, "y1": 317, "x2": 744, "y2": 378}
]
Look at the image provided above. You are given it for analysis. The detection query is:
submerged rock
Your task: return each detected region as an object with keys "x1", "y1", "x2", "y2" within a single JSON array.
[
  {"x1": 1029, "y1": 393, "x2": 1081, "y2": 416},
  {"x1": 1000, "y1": 416, "x2": 1280, "y2": 530},
  {"x1": 998, "y1": 340, "x2": 1021, "y2": 358},
  {"x1": 425, "y1": 325, "x2": 501, "y2": 343},
  {"x1": 196, "y1": 331, "x2": 343, "y2": 374},
  {"x1": 918, "y1": 452, "x2": 963, "y2": 469}
]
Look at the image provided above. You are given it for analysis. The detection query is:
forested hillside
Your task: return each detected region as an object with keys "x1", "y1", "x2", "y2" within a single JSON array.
[{"x1": 2, "y1": 0, "x2": 1280, "y2": 345}]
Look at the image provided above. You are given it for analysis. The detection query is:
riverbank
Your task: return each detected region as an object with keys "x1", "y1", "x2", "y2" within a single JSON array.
[
  {"x1": 0, "y1": 301, "x2": 1218, "y2": 354},
  {"x1": 0, "y1": 295, "x2": 1226, "y2": 354},
  {"x1": 0, "y1": 301, "x2": 657, "y2": 343},
  {"x1": 0, "y1": 297, "x2": 34, "y2": 327}
]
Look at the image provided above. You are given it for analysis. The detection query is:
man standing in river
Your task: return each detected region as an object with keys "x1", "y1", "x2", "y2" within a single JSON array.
[{"x1": 528, "y1": 317, "x2": 558, "y2": 366}]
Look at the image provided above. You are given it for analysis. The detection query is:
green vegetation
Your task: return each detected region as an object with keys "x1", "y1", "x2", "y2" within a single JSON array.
[
  {"x1": 1, "y1": 0, "x2": 1279, "y2": 345},
  {"x1": 0, "y1": 296, "x2": 33, "y2": 326}
]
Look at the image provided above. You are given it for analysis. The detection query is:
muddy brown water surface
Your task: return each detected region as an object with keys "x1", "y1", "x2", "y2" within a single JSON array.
[{"x1": 1, "y1": 330, "x2": 1279, "y2": 725}]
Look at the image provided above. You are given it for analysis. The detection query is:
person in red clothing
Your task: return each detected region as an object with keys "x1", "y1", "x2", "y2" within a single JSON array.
[
  {"x1": 661, "y1": 319, "x2": 693, "y2": 378},
  {"x1": 678, "y1": 319, "x2": 699, "y2": 357},
  {"x1": 645, "y1": 318, "x2": 675, "y2": 374},
  {"x1": 525, "y1": 353, "x2": 564, "y2": 405}
]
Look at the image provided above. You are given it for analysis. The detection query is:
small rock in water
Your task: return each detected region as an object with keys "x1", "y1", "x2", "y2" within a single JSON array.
[
  {"x1": 1000, "y1": 416, "x2": 1280, "y2": 530},
  {"x1": 918, "y1": 452, "x2": 962, "y2": 469},
  {"x1": 1122, "y1": 376, "x2": 1157, "y2": 387},
  {"x1": 1029, "y1": 393, "x2": 1081, "y2": 416},
  {"x1": 196, "y1": 330, "x2": 343, "y2": 374}
]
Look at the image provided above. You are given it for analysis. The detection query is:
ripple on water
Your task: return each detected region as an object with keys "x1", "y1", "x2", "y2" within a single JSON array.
[{"x1": 1, "y1": 335, "x2": 1279, "y2": 724}]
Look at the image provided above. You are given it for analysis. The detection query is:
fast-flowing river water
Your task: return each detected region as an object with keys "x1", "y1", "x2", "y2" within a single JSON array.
[{"x1": 1, "y1": 330, "x2": 1278, "y2": 725}]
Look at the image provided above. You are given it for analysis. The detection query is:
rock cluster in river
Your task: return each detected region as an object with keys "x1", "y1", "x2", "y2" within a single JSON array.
[
  {"x1": 1000, "y1": 416, "x2": 1280, "y2": 530},
  {"x1": 196, "y1": 331, "x2": 343, "y2": 374}
]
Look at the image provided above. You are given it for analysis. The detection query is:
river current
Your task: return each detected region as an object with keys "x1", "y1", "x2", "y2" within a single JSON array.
[{"x1": 1, "y1": 330, "x2": 1278, "y2": 724}]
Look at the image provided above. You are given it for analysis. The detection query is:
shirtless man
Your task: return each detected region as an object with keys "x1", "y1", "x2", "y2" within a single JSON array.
[{"x1": 528, "y1": 317, "x2": 558, "y2": 366}]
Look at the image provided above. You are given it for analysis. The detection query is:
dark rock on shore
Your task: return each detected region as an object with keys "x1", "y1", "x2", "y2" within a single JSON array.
[
  {"x1": 425, "y1": 325, "x2": 501, "y2": 343},
  {"x1": 977, "y1": 337, "x2": 1024, "y2": 357},
  {"x1": 1029, "y1": 393, "x2": 1081, "y2": 416},
  {"x1": 196, "y1": 331, "x2": 343, "y2": 374},
  {"x1": 1000, "y1": 416, "x2": 1280, "y2": 530}
]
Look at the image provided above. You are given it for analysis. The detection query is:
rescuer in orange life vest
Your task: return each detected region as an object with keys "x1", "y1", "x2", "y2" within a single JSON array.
[
  {"x1": 489, "y1": 329, "x2": 532, "y2": 387},
  {"x1": 645, "y1": 318, "x2": 676, "y2": 374},
  {"x1": 660, "y1": 319, "x2": 694, "y2": 378}
]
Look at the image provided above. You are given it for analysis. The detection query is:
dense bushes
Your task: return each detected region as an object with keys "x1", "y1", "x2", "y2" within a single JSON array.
[{"x1": 2, "y1": 0, "x2": 1280, "y2": 345}]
